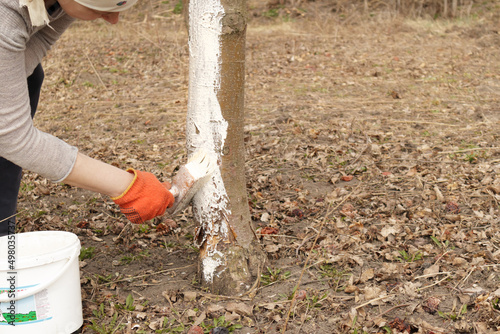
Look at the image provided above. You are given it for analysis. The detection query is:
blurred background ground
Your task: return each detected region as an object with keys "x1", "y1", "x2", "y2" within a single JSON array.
[{"x1": 16, "y1": 0, "x2": 500, "y2": 333}]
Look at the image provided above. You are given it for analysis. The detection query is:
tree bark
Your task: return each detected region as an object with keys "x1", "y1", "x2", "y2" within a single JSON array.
[{"x1": 185, "y1": 0, "x2": 265, "y2": 294}]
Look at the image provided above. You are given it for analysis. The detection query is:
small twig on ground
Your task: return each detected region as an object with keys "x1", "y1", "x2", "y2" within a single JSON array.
[
  {"x1": 258, "y1": 300, "x2": 293, "y2": 308},
  {"x1": 296, "y1": 235, "x2": 313, "y2": 256},
  {"x1": 445, "y1": 284, "x2": 463, "y2": 294},
  {"x1": 258, "y1": 234, "x2": 302, "y2": 239},
  {"x1": 165, "y1": 292, "x2": 182, "y2": 323},
  {"x1": 258, "y1": 260, "x2": 327, "y2": 292},
  {"x1": 0, "y1": 210, "x2": 27, "y2": 223},
  {"x1": 129, "y1": 282, "x2": 163, "y2": 287},
  {"x1": 297, "y1": 305, "x2": 310, "y2": 333},
  {"x1": 391, "y1": 120, "x2": 461, "y2": 127},
  {"x1": 240, "y1": 264, "x2": 262, "y2": 299},
  {"x1": 114, "y1": 315, "x2": 127, "y2": 333},
  {"x1": 414, "y1": 271, "x2": 452, "y2": 280},
  {"x1": 384, "y1": 157, "x2": 461, "y2": 164},
  {"x1": 301, "y1": 278, "x2": 346, "y2": 286},
  {"x1": 113, "y1": 222, "x2": 132, "y2": 242},
  {"x1": 354, "y1": 295, "x2": 394, "y2": 310},
  {"x1": 101, "y1": 264, "x2": 194, "y2": 285},
  {"x1": 84, "y1": 52, "x2": 110, "y2": 93},
  {"x1": 377, "y1": 303, "x2": 411, "y2": 318},
  {"x1": 131, "y1": 290, "x2": 144, "y2": 298},
  {"x1": 349, "y1": 143, "x2": 370, "y2": 166},
  {"x1": 198, "y1": 292, "x2": 251, "y2": 301},
  {"x1": 486, "y1": 189, "x2": 499, "y2": 207},
  {"x1": 455, "y1": 266, "x2": 476, "y2": 289},
  {"x1": 420, "y1": 274, "x2": 452, "y2": 291},
  {"x1": 438, "y1": 147, "x2": 500, "y2": 154}
]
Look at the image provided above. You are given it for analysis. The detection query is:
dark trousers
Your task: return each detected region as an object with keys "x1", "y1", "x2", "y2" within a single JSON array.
[{"x1": 0, "y1": 64, "x2": 44, "y2": 237}]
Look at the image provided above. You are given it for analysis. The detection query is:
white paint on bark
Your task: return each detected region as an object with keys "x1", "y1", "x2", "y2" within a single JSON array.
[
  {"x1": 202, "y1": 249, "x2": 225, "y2": 282},
  {"x1": 186, "y1": 0, "x2": 230, "y2": 283}
]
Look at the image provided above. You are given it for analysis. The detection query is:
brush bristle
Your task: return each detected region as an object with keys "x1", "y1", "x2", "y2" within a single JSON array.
[
  {"x1": 185, "y1": 148, "x2": 216, "y2": 178},
  {"x1": 167, "y1": 148, "x2": 217, "y2": 215}
]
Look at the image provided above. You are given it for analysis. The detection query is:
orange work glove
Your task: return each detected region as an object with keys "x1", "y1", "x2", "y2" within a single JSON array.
[{"x1": 111, "y1": 169, "x2": 175, "y2": 224}]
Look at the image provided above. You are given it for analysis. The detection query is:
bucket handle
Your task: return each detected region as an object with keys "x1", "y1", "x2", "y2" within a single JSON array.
[{"x1": 0, "y1": 246, "x2": 80, "y2": 302}]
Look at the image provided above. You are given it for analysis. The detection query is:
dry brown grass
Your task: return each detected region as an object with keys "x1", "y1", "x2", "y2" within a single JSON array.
[{"x1": 260, "y1": 0, "x2": 498, "y2": 19}]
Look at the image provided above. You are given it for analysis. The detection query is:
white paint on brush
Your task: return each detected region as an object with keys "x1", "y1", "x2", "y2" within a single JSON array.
[
  {"x1": 186, "y1": 0, "x2": 230, "y2": 283},
  {"x1": 185, "y1": 148, "x2": 216, "y2": 180}
]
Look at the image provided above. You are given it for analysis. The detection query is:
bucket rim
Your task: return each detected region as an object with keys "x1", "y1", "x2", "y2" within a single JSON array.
[{"x1": 0, "y1": 231, "x2": 81, "y2": 270}]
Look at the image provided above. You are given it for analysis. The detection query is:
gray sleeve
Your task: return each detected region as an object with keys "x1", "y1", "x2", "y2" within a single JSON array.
[
  {"x1": 0, "y1": 2, "x2": 78, "y2": 182},
  {"x1": 25, "y1": 11, "x2": 75, "y2": 76}
]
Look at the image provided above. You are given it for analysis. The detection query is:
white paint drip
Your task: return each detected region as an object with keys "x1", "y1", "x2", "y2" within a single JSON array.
[
  {"x1": 186, "y1": 0, "x2": 231, "y2": 283},
  {"x1": 202, "y1": 249, "x2": 225, "y2": 283}
]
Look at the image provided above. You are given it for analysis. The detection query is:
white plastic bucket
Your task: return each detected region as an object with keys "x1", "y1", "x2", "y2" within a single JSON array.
[{"x1": 0, "y1": 231, "x2": 82, "y2": 333}]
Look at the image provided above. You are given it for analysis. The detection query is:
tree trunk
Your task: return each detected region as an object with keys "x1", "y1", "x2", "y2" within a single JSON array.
[
  {"x1": 185, "y1": 0, "x2": 265, "y2": 294},
  {"x1": 451, "y1": 0, "x2": 458, "y2": 17}
]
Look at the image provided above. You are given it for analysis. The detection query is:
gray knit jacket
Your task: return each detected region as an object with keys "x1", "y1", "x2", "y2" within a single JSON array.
[{"x1": 0, "y1": 0, "x2": 78, "y2": 182}]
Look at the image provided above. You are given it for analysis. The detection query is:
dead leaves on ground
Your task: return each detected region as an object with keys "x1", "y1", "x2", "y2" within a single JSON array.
[{"x1": 244, "y1": 82, "x2": 500, "y2": 332}]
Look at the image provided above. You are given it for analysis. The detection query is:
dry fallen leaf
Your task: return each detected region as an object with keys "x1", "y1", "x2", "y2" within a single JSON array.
[
  {"x1": 445, "y1": 201, "x2": 460, "y2": 214},
  {"x1": 187, "y1": 326, "x2": 204, "y2": 334},
  {"x1": 341, "y1": 175, "x2": 354, "y2": 182},
  {"x1": 423, "y1": 264, "x2": 440, "y2": 276},
  {"x1": 296, "y1": 290, "x2": 307, "y2": 301},
  {"x1": 359, "y1": 268, "x2": 375, "y2": 283},
  {"x1": 260, "y1": 227, "x2": 279, "y2": 235},
  {"x1": 226, "y1": 302, "x2": 253, "y2": 317},
  {"x1": 422, "y1": 296, "x2": 441, "y2": 314},
  {"x1": 388, "y1": 318, "x2": 411, "y2": 333},
  {"x1": 345, "y1": 285, "x2": 359, "y2": 294}
]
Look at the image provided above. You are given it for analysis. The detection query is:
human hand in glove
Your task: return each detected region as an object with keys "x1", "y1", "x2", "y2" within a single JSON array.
[{"x1": 112, "y1": 169, "x2": 175, "y2": 224}]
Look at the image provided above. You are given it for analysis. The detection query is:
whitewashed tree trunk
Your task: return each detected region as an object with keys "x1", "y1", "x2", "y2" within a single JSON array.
[{"x1": 185, "y1": 0, "x2": 265, "y2": 294}]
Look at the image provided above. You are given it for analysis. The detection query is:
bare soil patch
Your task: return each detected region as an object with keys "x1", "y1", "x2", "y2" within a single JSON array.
[{"x1": 16, "y1": 1, "x2": 500, "y2": 333}]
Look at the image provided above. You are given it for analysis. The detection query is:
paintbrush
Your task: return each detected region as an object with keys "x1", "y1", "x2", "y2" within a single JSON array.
[{"x1": 167, "y1": 148, "x2": 216, "y2": 215}]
